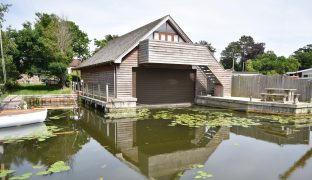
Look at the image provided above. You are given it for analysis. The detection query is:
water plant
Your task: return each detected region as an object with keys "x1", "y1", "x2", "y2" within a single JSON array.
[
  {"x1": 9, "y1": 173, "x2": 32, "y2": 180},
  {"x1": 3, "y1": 126, "x2": 63, "y2": 144},
  {"x1": 0, "y1": 170, "x2": 16, "y2": 178},
  {"x1": 104, "y1": 108, "x2": 150, "y2": 120},
  {"x1": 152, "y1": 109, "x2": 261, "y2": 128},
  {"x1": 36, "y1": 161, "x2": 71, "y2": 176},
  {"x1": 195, "y1": 171, "x2": 213, "y2": 179}
]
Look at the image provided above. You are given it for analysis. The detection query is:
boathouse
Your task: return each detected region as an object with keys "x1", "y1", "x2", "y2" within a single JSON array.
[{"x1": 76, "y1": 15, "x2": 232, "y2": 108}]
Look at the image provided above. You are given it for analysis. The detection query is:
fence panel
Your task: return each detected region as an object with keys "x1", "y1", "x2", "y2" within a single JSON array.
[{"x1": 232, "y1": 75, "x2": 312, "y2": 101}]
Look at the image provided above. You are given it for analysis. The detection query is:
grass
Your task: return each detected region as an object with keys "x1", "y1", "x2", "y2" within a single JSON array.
[{"x1": 8, "y1": 84, "x2": 72, "y2": 95}]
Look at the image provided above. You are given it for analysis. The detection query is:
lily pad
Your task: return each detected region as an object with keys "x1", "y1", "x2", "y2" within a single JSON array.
[
  {"x1": 32, "y1": 165, "x2": 44, "y2": 169},
  {"x1": 9, "y1": 173, "x2": 32, "y2": 180},
  {"x1": 0, "y1": 169, "x2": 16, "y2": 177},
  {"x1": 36, "y1": 171, "x2": 50, "y2": 175},
  {"x1": 48, "y1": 161, "x2": 71, "y2": 173}
]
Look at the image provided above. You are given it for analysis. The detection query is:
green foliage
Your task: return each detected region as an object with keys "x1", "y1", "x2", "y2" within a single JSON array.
[
  {"x1": 4, "y1": 80, "x2": 18, "y2": 91},
  {"x1": 245, "y1": 51, "x2": 300, "y2": 75},
  {"x1": 0, "y1": 28, "x2": 20, "y2": 82},
  {"x1": 196, "y1": 40, "x2": 216, "y2": 53},
  {"x1": 7, "y1": 84, "x2": 72, "y2": 95},
  {"x1": 220, "y1": 41, "x2": 241, "y2": 70},
  {"x1": 47, "y1": 161, "x2": 71, "y2": 173},
  {"x1": 35, "y1": 161, "x2": 71, "y2": 176},
  {"x1": 293, "y1": 44, "x2": 312, "y2": 70},
  {"x1": 195, "y1": 171, "x2": 213, "y2": 179},
  {"x1": 9, "y1": 173, "x2": 32, "y2": 180},
  {"x1": 2, "y1": 125, "x2": 63, "y2": 144},
  {"x1": 0, "y1": 3, "x2": 11, "y2": 26},
  {"x1": 4, "y1": 13, "x2": 89, "y2": 83},
  {"x1": 220, "y1": 35, "x2": 265, "y2": 71},
  {"x1": 48, "y1": 62, "x2": 68, "y2": 87},
  {"x1": 0, "y1": 170, "x2": 16, "y2": 178},
  {"x1": 93, "y1": 34, "x2": 118, "y2": 54}
]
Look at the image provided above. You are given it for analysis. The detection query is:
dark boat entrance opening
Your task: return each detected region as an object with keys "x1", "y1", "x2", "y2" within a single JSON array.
[{"x1": 133, "y1": 67, "x2": 195, "y2": 104}]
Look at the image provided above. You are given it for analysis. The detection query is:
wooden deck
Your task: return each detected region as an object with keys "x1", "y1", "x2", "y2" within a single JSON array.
[
  {"x1": 80, "y1": 94, "x2": 107, "y2": 109},
  {"x1": 195, "y1": 96, "x2": 312, "y2": 115}
]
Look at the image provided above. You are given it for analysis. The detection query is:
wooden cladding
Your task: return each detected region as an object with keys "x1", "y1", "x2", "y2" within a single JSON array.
[
  {"x1": 135, "y1": 68, "x2": 195, "y2": 104},
  {"x1": 138, "y1": 39, "x2": 215, "y2": 66},
  {"x1": 81, "y1": 65, "x2": 115, "y2": 97},
  {"x1": 116, "y1": 48, "x2": 139, "y2": 98}
]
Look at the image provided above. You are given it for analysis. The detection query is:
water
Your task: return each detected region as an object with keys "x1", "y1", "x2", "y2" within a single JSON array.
[{"x1": 1, "y1": 106, "x2": 312, "y2": 180}]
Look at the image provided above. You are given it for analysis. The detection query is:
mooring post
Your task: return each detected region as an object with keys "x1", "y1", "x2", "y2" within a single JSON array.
[
  {"x1": 249, "y1": 96, "x2": 252, "y2": 102},
  {"x1": 106, "y1": 84, "x2": 109, "y2": 101}
]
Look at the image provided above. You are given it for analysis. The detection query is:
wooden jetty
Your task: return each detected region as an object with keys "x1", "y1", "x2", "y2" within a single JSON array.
[{"x1": 195, "y1": 96, "x2": 312, "y2": 115}]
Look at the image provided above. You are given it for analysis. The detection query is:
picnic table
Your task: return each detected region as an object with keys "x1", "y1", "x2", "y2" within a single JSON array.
[{"x1": 261, "y1": 88, "x2": 299, "y2": 104}]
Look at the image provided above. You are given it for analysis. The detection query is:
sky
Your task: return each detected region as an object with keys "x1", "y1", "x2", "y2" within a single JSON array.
[{"x1": 2, "y1": 0, "x2": 312, "y2": 59}]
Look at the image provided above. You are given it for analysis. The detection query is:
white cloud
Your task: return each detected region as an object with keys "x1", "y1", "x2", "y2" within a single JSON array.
[{"x1": 3, "y1": 0, "x2": 312, "y2": 58}]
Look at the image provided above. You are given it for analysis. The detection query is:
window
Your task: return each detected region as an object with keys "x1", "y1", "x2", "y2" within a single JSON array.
[
  {"x1": 173, "y1": 35, "x2": 179, "y2": 42},
  {"x1": 154, "y1": 32, "x2": 159, "y2": 40},
  {"x1": 152, "y1": 22, "x2": 186, "y2": 42},
  {"x1": 155, "y1": 32, "x2": 176, "y2": 42}
]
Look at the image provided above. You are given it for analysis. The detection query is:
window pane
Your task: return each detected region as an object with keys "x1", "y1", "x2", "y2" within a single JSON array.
[
  {"x1": 161, "y1": 34, "x2": 166, "y2": 41},
  {"x1": 154, "y1": 32, "x2": 159, "y2": 40},
  {"x1": 174, "y1": 35, "x2": 179, "y2": 42}
]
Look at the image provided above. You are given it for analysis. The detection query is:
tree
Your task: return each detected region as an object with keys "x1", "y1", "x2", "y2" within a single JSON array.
[
  {"x1": 220, "y1": 42, "x2": 241, "y2": 70},
  {"x1": 93, "y1": 34, "x2": 118, "y2": 54},
  {"x1": 10, "y1": 13, "x2": 90, "y2": 86},
  {"x1": 196, "y1": 40, "x2": 216, "y2": 54},
  {"x1": 220, "y1": 35, "x2": 265, "y2": 71},
  {"x1": 245, "y1": 51, "x2": 300, "y2": 75},
  {"x1": 0, "y1": 3, "x2": 19, "y2": 83},
  {"x1": 1, "y1": 28, "x2": 19, "y2": 81},
  {"x1": 293, "y1": 44, "x2": 312, "y2": 70},
  {"x1": 48, "y1": 62, "x2": 68, "y2": 88}
]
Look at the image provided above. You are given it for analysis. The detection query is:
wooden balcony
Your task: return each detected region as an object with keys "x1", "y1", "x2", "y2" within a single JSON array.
[{"x1": 138, "y1": 39, "x2": 214, "y2": 66}]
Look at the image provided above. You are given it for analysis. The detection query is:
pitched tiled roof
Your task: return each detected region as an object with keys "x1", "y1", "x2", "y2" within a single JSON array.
[
  {"x1": 78, "y1": 15, "x2": 168, "y2": 68},
  {"x1": 69, "y1": 58, "x2": 82, "y2": 67}
]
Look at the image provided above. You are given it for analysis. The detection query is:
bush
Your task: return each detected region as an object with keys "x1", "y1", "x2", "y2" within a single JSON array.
[{"x1": 4, "y1": 80, "x2": 18, "y2": 92}]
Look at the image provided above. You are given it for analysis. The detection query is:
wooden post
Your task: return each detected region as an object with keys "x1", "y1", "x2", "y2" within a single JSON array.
[
  {"x1": 92, "y1": 84, "x2": 94, "y2": 98},
  {"x1": 106, "y1": 84, "x2": 109, "y2": 101},
  {"x1": 86, "y1": 83, "x2": 88, "y2": 96},
  {"x1": 98, "y1": 84, "x2": 100, "y2": 99}
]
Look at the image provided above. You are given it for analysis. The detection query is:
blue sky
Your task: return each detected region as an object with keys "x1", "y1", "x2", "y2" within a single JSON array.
[{"x1": 2, "y1": 0, "x2": 312, "y2": 59}]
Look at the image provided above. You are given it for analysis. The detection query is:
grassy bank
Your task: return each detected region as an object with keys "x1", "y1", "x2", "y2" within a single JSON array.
[{"x1": 8, "y1": 84, "x2": 72, "y2": 95}]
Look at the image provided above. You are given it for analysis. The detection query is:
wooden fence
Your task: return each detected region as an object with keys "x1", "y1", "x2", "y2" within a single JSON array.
[{"x1": 232, "y1": 75, "x2": 312, "y2": 101}]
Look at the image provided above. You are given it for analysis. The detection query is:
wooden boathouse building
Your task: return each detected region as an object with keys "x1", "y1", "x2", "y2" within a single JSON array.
[{"x1": 75, "y1": 15, "x2": 232, "y2": 109}]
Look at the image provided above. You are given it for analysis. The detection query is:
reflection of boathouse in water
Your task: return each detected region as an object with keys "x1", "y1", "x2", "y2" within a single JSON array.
[
  {"x1": 79, "y1": 108, "x2": 230, "y2": 179},
  {"x1": 78, "y1": 107, "x2": 312, "y2": 179},
  {"x1": 231, "y1": 123, "x2": 310, "y2": 145}
]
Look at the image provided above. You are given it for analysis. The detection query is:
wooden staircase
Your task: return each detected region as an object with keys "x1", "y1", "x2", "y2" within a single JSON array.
[{"x1": 197, "y1": 53, "x2": 232, "y2": 96}]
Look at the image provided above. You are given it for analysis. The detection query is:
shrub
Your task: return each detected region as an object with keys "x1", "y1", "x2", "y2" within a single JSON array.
[{"x1": 4, "y1": 80, "x2": 18, "y2": 92}]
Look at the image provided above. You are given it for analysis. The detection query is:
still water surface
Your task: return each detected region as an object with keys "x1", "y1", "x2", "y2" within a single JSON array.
[{"x1": 1, "y1": 106, "x2": 312, "y2": 180}]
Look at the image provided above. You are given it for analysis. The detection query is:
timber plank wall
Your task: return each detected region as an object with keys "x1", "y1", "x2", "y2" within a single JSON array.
[
  {"x1": 232, "y1": 75, "x2": 312, "y2": 101},
  {"x1": 81, "y1": 66, "x2": 115, "y2": 97},
  {"x1": 138, "y1": 39, "x2": 215, "y2": 65},
  {"x1": 116, "y1": 48, "x2": 139, "y2": 98}
]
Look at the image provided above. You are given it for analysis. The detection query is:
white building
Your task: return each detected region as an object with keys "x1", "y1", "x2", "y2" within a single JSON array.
[{"x1": 286, "y1": 68, "x2": 312, "y2": 79}]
